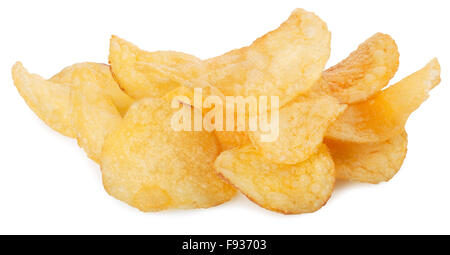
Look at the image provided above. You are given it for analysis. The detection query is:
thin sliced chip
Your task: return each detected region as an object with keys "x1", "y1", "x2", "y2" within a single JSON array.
[
  {"x1": 161, "y1": 86, "x2": 196, "y2": 106},
  {"x1": 184, "y1": 8, "x2": 331, "y2": 107},
  {"x1": 215, "y1": 144, "x2": 335, "y2": 214},
  {"x1": 50, "y1": 62, "x2": 134, "y2": 116},
  {"x1": 325, "y1": 131, "x2": 408, "y2": 184},
  {"x1": 323, "y1": 33, "x2": 399, "y2": 103},
  {"x1": 12, "y1": 62, "x2": 75, "y2": 137},
  {"x1": 101, "y1": 98, "x2": 236, "y2": 212},
  {"x1": 161, "y1": 85, "x2": 222, "y2": 110},
  {"x1": 109, "y1": 35, "x2": 201, "y2": 99},
  {"x1": 71, "y1": 79, "x2": 122, "y2": 163},
  {"x1": 215, "y1": 131, "x2": 251, "y2": 151},
  {"x1": 248, "y1": 92, "x2": 346, "y2": 164},
  {"x1": 327, "y1": 58, "x2": 441, "y2": 143}
]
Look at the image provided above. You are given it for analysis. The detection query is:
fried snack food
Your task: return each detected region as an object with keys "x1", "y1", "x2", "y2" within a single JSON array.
[
  {"x1": 325, "y1": 131, "x2": 408, "y2": 184},
  {"x1": 327, "y1": 59, "x2": 441, "y2": 143},
  {"x1": 215, "y1": 131, "x2": 251, "y2": 151},
  {"x1": 323, "y1": 33, "x2": 399, "y2": 104},
  {"x1": 49, "y1": 62, "x2": 131, "y2": 162},
  {"x1": 50, "y1": 62, "x2": 133, "y2": 116},
  {"x1": 70, "y1": 80, "x2": 122, "y2": 163},
  {"x1": 11, "y1": 8, "x2": 443, "y2": 214},
  {"x1": 215, "y1": 144, "x2": 335, "y2": 214},
  {"x1": 248, "y1": 92, "x2": 346, "y2": 164},
  {"x1": 101, "y1": 98, "x2": 236, "y2": 212},
  {"x1": 109, "y1": 35, "x2": 201, "y2": 99},
  {"x1": 181, "y1": 8, "x2": 331, "y2": 108},
  {"x1": 12, "y1": 62, "x2": 75, "y2": 137}
]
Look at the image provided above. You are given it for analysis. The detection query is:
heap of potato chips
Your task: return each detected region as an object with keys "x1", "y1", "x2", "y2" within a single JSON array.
[{"x1": 12, "y1": 9, "x2": 441, "y2": 214}]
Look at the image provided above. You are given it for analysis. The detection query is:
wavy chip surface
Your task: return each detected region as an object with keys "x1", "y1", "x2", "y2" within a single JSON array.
[
  {"x1": 12, "y1": 62, "x2": 75, "y2": 137},
  {"x1": 323, "y1": 33, "x2": 399, "y2": 104},
  {"x1": 101, "y1": 98, "x2": 236, "y2": 212},
  {"x1": 71, "y1": 80, "x2": 122, "y2": 163},
  {"x1": 248, "y1": 92, "x2": 346, "y2": 164},
  {"x1": 215, "y1": 144, "x2": 335, "y2": 214},
  {"x1": 327, "y1": 59, "x2": 441, "y2": 143},
  {"x1": 50, "y1": 62, "x2": 133, "y2": 116},
  {"x1": 109, "y1": 36, "x2": 201, "y2": 99},
  {"x1": 185, "y1": 8, "x2": 331, "y2": 107},
  {"x1": 326, "y1": 131, "x2": 408, "y2": 184},
  {"x1": 215, "y1": 131, "x2": 251, "y2": 151}
]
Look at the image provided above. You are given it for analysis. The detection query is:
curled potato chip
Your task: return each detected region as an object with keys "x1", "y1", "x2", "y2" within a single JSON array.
[
  {"x1": 49, "y1": 62, "x2": 131, "y2": 162},
  {"x1": 50, "y1": 62, "x2": 133, "y2": 116},
  {"x1": 71, "y1": 80, "x2": 122, "y2": 163},
  {"x1": 161, "y1": 86, "x2": 197, "y2": 106},
  {"x1": 109, "y1": 35, "x2": 201, "y2": 99},
  {"x1": 248, "y1": 91, "x2": 346, "y2": 164},
  {"x1": 184, "y1": 8, "x2": 331, "y2": 107},
  {"x1": 215, "y1": 144, "x2": 335, "y2": 214},
  {"x1": 101, "y1": 98, "x2": 236, "y2": 211},
  {"x1": 322, "y1": 33, "x2": 399, "y2": 104},
  {"x1": 327, "y1": 58, "x2": 441, "y2": 143},
  {"x1": 12, "y1": 62, "x2": 75, "y2": 137},
  {"x1": 325, "y1": 131, "x2": 408, "y2": 184},
  {"x1": 215, "y1": 131, "x2": 251, "y2": 151}
]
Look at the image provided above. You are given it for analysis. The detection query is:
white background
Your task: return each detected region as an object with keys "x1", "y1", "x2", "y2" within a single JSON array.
[{"x1": 0, "y1": 0, "x2": 449, "y2": 234}]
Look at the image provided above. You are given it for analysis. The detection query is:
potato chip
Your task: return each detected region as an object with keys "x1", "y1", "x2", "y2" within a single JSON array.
[
  {"x1": 101, "y1": 98, "x2": 236, "y2": 211},
  {"x1": 48, "y1": 62, "x2": 131, "y2": 162},
  {"x1": 248, "y1": 91, "x2": 346, "y2": 164},
  {"x1": 161, "y1": 86, "x2": 197, "y2": 105},
  {"x1": 215, "y1": 131, "x2": 251, "y2": 151},
  {"x1": 184, "y1": 8, "x2": 331, "y2": 107},
  {"x1": 50, "y1": 62, "x2": 134, "y2": 116},
  {"x1": 327, "y1": 59, "x2": 441, "y2": 143},
  {"x1": 323, "y1": 33, "x2": 399, "y2": 104},
  {"x1": 12, "y1": 8, "x2": 443, "y2": 214},
  {"x1": 12, "y1": 62, "x2": 75, "y2": 137},
  {"x1": 325, "y1": 131, "x2": 407, "y2": 184},
  {"x1": 215, "y1": 144, "x2": 335, "y2": 214},
  {"x1": 161, "y1": 85, "x2": 222, "y2": 111},
  {"x1": 70, "y1": 79, "x2": 122, "y2": 163},
  {"x1": 109, "y1": 35, "x2": 201, "y2": 99}
]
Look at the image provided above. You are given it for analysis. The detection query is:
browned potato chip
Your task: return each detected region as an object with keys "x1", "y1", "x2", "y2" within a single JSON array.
[
  {"x1": 101, "y1": 98, "x2": 236, "y2": 212},
  {"x1": 12, "y1": 62, "x2": 75, "y2": 137},
  {"x1": 215, "y1": 144, "x2": 335, "y2": 214},
  {"x1": 325, "y1": 131, "x2": 407, "y2": 184},
  {"x1": 109, "y1": 35, "x2": 201, "y2": 99},
  {"x1": 248, "y1": 92, "x2": 346, "y2": 164},
  {"x1": 327, "y1": 58, "x2": 441, "y2": 143},
  {"x1": 50, "y1": 62, "x2": 134, "y2": 116},
  {"x1": 183, "y1": 8, "x2": 331, "y2": 107},
  {"x1": 323, "y1": 33, "x2": 399, "y2": 104}
]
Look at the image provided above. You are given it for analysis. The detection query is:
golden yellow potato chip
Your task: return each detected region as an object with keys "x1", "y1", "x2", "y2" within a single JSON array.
[
  {"x1": 215, "y1": 131, "x2": 251, "y2": 151},
  {"x1": 12, "y1": 62, "x2": 75, "y2": 137},
  {"x1": 161, "y1": 85, "x2": 221, "y2": 111},
  {"x1": 323, "y1": 33, "x2": 399, "y2": 104},
  {"x1": 109, "y1": 35, "x2": 201, "y2": 99},
  {"x1": 248, "y1": 92, "x2": 346, "y2": 164},
  {"x1": 184, "y1": 8, "x2": 331, "y2": 107},
  {"x1": 101, "y1": 98, "x2": 236, "y2": 212},
  {"x1": 71, "y1": 80, "x2": 122, "y2": 163},
  {"x1": 215, "y1": 144, "x2": 335, "y2": 214},
  {"x1": 50, "y1": 62, "x2": 133, "y2": 116},
  {"x1": 327, "y1": 58, "x2": 441, "y2": 143},
  {"x1": 325, "y1": 131, "x2": 407, "y2": 184}
]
